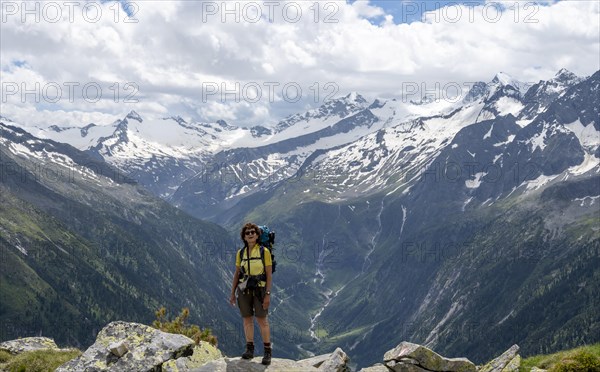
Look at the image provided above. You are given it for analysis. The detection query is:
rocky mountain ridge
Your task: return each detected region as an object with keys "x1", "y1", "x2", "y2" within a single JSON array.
[{"x1": 5, "y1": 70, "x2": 583, "y2": 207}]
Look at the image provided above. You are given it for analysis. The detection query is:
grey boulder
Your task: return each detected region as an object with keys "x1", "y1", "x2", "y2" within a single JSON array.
[
  {"x1": 56, "y1": 321, "x2": 194, "y2": 371},
  {"x1": 384, "y1": 342, "x2": 476, "y2": 372}
]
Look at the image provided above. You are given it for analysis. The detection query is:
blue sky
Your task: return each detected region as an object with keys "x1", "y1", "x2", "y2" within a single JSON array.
[
  {"x1": 365, "y1": 0, "x2": 486, "y2": 23},
  {"x1": 363, "y1": 1, "x2": 562, "y2": 25}
]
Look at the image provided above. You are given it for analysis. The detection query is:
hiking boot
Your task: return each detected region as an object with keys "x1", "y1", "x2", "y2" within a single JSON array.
[
  {"x1": 262, "y1": 346, "x2": 272, "y2": 365},
  {"x1": 241, "y1": 343, "x2": 254, "y2": 359}
]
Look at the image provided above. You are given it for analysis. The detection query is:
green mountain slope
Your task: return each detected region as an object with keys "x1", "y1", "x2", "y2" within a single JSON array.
[{"x1": 0, "y1": 124, "x2": 242, "y2": 355}]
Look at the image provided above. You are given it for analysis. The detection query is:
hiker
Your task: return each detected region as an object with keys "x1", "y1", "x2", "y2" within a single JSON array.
[{"x1": 229, "y1": 222, "x2": 273, "y2": 365}]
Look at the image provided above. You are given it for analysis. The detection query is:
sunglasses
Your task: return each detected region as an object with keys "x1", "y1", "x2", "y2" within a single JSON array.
[{"x1": 244, "y1": 230, "x2": 257, "y2": 236}]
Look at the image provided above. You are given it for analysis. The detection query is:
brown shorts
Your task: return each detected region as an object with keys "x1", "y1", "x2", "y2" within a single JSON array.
[{"x1": 237, "y1": 287, "x2": 268, "y2": 318}]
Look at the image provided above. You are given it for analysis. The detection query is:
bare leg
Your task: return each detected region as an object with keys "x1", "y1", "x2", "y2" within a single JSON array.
[
  {"x1": 243, "y1": 316, "x2": 254, "y2": 343},
  {"x1": 256, "y1": 316, "x2": 270, "y2": 343}
]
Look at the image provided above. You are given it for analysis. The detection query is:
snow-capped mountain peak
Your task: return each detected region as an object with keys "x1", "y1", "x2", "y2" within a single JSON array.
[
  {"x1": 553, "y1": 68, "x2": 581, "y2": 85},
  {"x1": 343, "y1": 92, "x2": 368, "y2": 105},
  {"x1": 318, "y1": 92, "x2": 370, "y2": 115},
  {"x1": 214, "y1": 119, "x2": 239, "y2": 130},
  {"x1": 164, "y1": 116, "x2": 187, "y2": 126},
  {"x1": 555, "y1": 67, "x2": 575, "y2": 78},
  {"x1": 491, "y1": 72, "x2": 530, "y2": 96},
  {"x1": 519, "y1": 68, "x2": 585, "y2": 120},
  {"x1": 492, "y1": 72, "x2": 518, "y2": 87},
  {"x1": 273, "y1": 93, "x2": 371, "y2": 134},
  {"x1": 126, "y1": 110, "x2": 143, "y2": 123}
]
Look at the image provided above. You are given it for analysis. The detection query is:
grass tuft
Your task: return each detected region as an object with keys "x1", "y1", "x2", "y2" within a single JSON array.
[
  {"x1": 0, "y1": 349, "x2": 81, "y2": 372},
  {"x1": 520, "y1": 343, "x2": 600, "y2": 372}
]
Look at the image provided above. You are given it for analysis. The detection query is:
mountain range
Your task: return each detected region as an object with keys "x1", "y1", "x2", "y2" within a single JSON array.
[{"x1": 1, "y1": 68, "x2": 598, "y2": 368}]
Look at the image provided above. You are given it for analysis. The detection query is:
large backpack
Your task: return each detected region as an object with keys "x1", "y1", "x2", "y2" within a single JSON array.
[
  {"x1": 257, "y1": 225, "x2": 276, "y2": 274},
  {"x1": 239, "y1": 225, "x2": 277, "y2": 279}
]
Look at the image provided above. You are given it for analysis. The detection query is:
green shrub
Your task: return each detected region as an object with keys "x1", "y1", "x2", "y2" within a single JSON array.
[
  {"x1": 152, "y1": 307, "x2": 218, "y2": 346},
  {"x1": 550, "y1": 350, "x2": 600, "y2": 372},
  {"x1": 2, "y1": 349, "x2": 81, "y2": 372},
  {"x1": 0, "y1": 349, "x2": 13, "y2": 363}
]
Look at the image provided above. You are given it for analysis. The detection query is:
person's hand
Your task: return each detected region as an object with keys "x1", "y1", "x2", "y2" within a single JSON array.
[
  {"x1": 229, "y1": 293, "x2": 236, "y2": 306},
  {"x1": 262, "y1": 295, "x2": 270, "y2": 310}
]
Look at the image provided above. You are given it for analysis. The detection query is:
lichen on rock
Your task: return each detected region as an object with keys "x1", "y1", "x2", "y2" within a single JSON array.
[
  {"x1": 56, "y1": 321, "x2": 195, "y2": 372},
  {"x1": 479, "y1": 345, "x2": 521, "y2": 372}
]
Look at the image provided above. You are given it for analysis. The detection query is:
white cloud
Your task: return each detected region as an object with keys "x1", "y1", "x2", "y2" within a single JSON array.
[
  {"x1": 0, "y1": 0, "x2": 598, "y2": 128},
  {"x1": 351, "y1": 1, "x2": 386, "y2": 19}
]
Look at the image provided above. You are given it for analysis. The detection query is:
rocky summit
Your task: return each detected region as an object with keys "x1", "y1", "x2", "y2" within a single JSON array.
[{"x1": 20, "y1": 321, "x2": 523, "y2": 371}]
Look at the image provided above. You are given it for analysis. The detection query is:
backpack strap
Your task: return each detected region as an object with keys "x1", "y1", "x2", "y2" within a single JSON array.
[
  {"x1": 239, "y1": 246, "x2": 251, "y2": 278},
  {"x1": 260, "y1": 246, "x2": 265, "y2": 269},
  {"x1": 239, "y1": 245, "x2": 265, "y2": 280},
  {"x1": 257, "y1": 246, "x2": 266, "y2": 281},
  {"x1": 246, "y1": 245, "x2": 251, "y2": 277},
  {"x1": 238, "y1": 247, "x2": 244, "y2": 278}
]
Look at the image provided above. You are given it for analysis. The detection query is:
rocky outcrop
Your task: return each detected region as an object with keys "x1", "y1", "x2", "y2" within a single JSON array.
[
  {"x1": 56, "y1": 321, "x2": 195, "y2": 371},
  {"x1": 51, "y1": 321, "x2": 348, "y2": 371},
  {"x1": 0, "y1": 337, "x2": 59, "y2": 354},
  {"x1": 381, "y1": 342, "x2": 476, "y2": 372},
  {"x1": 479, "y1": 345, "x2": 521, "y2": 372},
  {"x1": 41, "y1": 321, "x2": 524, "y2": 372}
]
